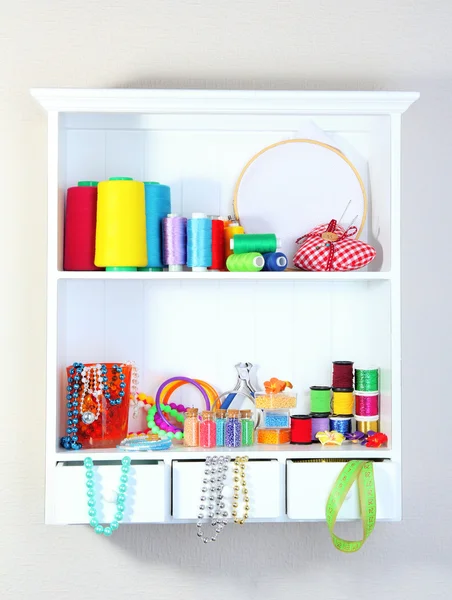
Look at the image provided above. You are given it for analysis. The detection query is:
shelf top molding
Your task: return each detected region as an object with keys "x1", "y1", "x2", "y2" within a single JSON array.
[{"x1": 31, "y1": 88, "x2": 419, "y2": 115}]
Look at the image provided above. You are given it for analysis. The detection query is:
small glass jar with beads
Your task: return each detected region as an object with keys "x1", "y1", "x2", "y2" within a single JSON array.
[
  {"x1": 240, "y1": 409, "x2": 254, "y2": 446},
  {"x1": 200, "y1": 410, "x2": 216, "y2": 448},
  {"x1": 225, "y1": 409, "x2": 241, "y2": 448},
  {"x1": 184, "y1": 408, "x2": 199, "y2": 447},
  {"x1": 215, "y1": 409, "x2": 226, "y2": 447}
]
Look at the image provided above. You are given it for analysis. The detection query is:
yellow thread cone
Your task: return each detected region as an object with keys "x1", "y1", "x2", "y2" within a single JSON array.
[{"x1": 95, "y1": 179, "x2": 147, "y2": 267}]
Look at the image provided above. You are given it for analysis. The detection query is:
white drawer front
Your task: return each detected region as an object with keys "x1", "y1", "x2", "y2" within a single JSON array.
[
  {"x1": 53, "y1": 461, "x2": 166, "y2": 524},
  {"x1": 286, "y1": 460, "x2": 400, "y2": 521},
  {"x1": 172, "y1": 459, "x2": 282, "y2": 520}
]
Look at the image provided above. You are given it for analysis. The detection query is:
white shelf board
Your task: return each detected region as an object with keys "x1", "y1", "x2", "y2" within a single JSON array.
[
  {"x1": 54, "y1": 444, "x2": 392, "y2": 463},
  {"x1": 56, "y1": 270, "x2": 391, "y2": 282}
]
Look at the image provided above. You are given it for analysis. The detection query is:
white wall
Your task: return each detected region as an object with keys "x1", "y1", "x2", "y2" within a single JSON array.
[{"x1": 1, "y1": 1, "x2": 450, "y2": 598}]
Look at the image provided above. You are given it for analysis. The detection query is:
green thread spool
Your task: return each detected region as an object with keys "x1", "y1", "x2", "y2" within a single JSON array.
[
  {"x1": 310, "y1": 386, "x2": 331, "y2": 413},
  {"x1": 226, "y1": 252, "x2": 264, "y2": 272},
  {"x1": 355, "y1": 368, "x2": 379, "y2": 392},
  {"x1": 231, "y1": 233, "x2": 279, "y2": 254}
]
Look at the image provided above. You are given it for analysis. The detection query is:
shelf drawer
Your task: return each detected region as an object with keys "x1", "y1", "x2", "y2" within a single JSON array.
[
  {"x1": 172, "y1": 459, "x2": 282, "y2": 520},
  {"x1": 52, "y1": 461, "x2": 166, "y2": 524},
  {"x1": 286, "y1": 460, "x2": 400, "y2": 521}
]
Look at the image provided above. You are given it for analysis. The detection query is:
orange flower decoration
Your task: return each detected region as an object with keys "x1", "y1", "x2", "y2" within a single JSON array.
[{"x1": 264, "y1": 378, "x2": 293, "y2": 394}]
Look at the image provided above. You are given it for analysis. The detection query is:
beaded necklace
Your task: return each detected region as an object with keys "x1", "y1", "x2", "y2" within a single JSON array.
[
  {"x1": 60, "y1": 362, "x2": 84, "y2": 450},
  {"x1": 84, "y1": 456, "x2": 130, "y2": 536},
  {"x1": 232, "y1": 456, "x2": 250, "y2": 525},
  {"x1": 196, "y1": 456, "x2": 230, "y2": 543},
  {"x1": 146, "y1": 403, "x2": 185, "y2": 440}
]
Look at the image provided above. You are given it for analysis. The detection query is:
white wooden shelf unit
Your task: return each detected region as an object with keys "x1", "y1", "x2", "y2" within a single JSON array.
[{"x1": 32, "y1": 88, "x2": 418, "y2": 525}]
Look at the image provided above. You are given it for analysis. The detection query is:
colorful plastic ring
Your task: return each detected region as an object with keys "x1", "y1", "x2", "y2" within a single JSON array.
[{"x1": 155, "y1": 377, "x2": 211, "y2": 430}]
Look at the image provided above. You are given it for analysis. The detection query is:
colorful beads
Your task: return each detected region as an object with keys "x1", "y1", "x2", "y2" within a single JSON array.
[
  {"x1": 84, "y1": 456, "x2": 130, "y2": 536},
  {"x1": 225, "y1": 411, "x2": 241, "y2": 447},
  {"x1": 147, "y1": 402, "x2": 185, "y2": 439},
  {"x1": 263, "y1": 410, "x2": 290, "y2": 428},
  {"x1": 216, "y1": 414, "x2": 226, "y2": 447},
  {"x1": 255, "y1": 392, "x2": 297, "y2": 409},
  {"x1": 200, "y1": 413, "x2": 216, "y2": 448},
  {"x1": 257, "y1": 428, "x2": 291, "y2": 444},
  {"x1": 240, "y1": 411, "x2": 254, "y2": 446},
  {"x1": 184, "y1": 408, "x2": 200, "y2": 447}
]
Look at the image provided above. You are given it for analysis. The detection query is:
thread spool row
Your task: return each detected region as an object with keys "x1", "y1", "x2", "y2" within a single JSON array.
[{"x1": 64, "y1": 184, "x2": 288, "y2": 273}]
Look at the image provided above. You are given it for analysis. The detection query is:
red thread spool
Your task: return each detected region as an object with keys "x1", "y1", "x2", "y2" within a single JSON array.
[
  {"x1": 64, "y1": 182, "x2": 102, "y2": 271},
  {"x1": 332, "y1": 361, "x2": 354, "y2": 389},
  {"x1": 209, "y1": 218, "x2": 225, "y2": 270},
  {"x1": 290, "y1": 415, "x2": 312, "y2": 445}
]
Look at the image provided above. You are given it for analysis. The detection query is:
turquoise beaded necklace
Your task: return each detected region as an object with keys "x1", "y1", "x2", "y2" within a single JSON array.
[{"x1": 84, "y1": 456, "x2": 130, "y2": 536}]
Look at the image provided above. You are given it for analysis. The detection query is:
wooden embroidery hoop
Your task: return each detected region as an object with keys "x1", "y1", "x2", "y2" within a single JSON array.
[{"x1": 233, "y1": 138, "x2": 368, "y2": 240}]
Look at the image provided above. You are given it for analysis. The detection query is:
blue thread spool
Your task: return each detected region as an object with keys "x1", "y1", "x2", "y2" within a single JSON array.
[
  {"x1": 262, "y1": 252, "x2": 288, "y2": 271},
  {"x1": 329, "y1": 415, "x2": 352, "y2": 435},
  {"x1": 142, "y1": 182, "x2": 171, "y2": 269},
  {"x1": 187, "y1": 213, "x2": 212, "y2": 271}
]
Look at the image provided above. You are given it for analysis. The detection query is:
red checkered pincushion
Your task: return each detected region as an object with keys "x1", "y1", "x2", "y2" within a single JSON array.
[{"x1": 293, "y1": 220, "x2": 376, "y2": 272}]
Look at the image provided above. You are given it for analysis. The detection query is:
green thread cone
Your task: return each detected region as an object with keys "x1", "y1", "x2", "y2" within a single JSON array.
[
  {"x1": 226, "y1": 252, "x2": 264, "y2": 272},
  {"x1": 232, "y1": 233, "x2": 278, "y2": 254}
]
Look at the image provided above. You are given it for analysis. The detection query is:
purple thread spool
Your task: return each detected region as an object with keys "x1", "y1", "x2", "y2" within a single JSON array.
[
  {"x1": 310, "y1": 412, "x2": 330, "y2": 442},
  {"x1": 162, "y1": 214, "x2": 187, "y2": 271}
]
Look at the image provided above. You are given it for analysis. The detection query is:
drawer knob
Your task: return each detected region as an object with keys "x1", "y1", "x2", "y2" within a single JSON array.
[
  {"x1": 102, "y1": 489, "x2": 118, "y2": 503},
  {"x1": 222, "y1": 485, "x2": 233, "y2": 500}
]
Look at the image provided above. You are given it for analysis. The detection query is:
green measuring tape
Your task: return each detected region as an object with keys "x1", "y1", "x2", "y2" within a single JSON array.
[{"x1": 326, "y1": 460, "x2": 376, "y2": 552}]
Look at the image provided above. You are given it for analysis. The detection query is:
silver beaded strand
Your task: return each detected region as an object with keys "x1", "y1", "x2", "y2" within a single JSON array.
[{"x1": 197, "y1": 455, "x2": 230, "y2": 543}]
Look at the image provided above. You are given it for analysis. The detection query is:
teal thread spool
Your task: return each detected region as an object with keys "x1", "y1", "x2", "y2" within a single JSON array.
[
  {"x1": 226, "y1": 252, "x2": 264, "y2": 272},
  {"x1": 310, "y1": 386, "x2": 331, "y2": 413},
  {"x1": 355, "y1": 368, "x2": 379, "y2": 392},
  {"x1": 231, "y1": 233, "x2": 279, "y2": 254},
  {"x1": 187, "y1": 212, "x2": 212, "y2": 271},
  {"x1": 143, "y1": 182, "x2": 171, "y2": 268}
]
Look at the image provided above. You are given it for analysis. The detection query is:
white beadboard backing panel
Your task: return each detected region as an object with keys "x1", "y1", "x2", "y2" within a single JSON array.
[
  {"x1": 58, "y1": 114, "x2": 391, "y2": 270},
  {"x1": 57, "y1": 279, "x2": 392, "y2": 445},
  {"x1": 106, "y1": 130, "x2": 146, "y2": 181},
  {"x1": 65, "y1": 129, "x2": 106, "y2": 185}
]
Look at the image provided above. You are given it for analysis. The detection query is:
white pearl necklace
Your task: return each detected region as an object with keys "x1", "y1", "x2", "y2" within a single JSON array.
[
  {"x1": 127, "y1": 361, "x2": 140, "y2": 419},
  {"x1": 80, "y1": 365, "x2": 103, "y2": 424},
  {"x1": 197, "y1": 456, "x2": 230, "y2": 543}
]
